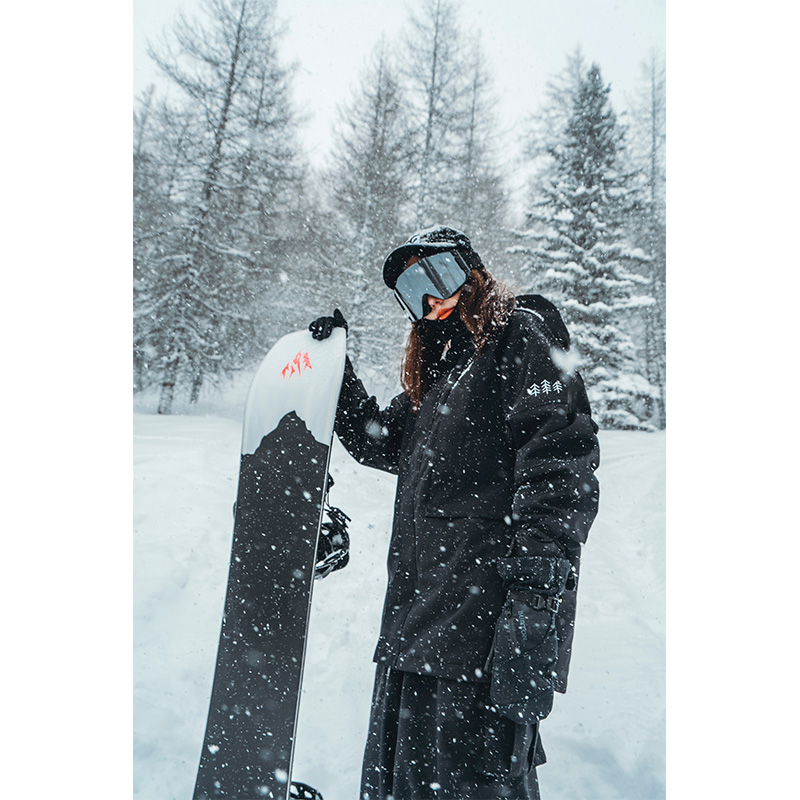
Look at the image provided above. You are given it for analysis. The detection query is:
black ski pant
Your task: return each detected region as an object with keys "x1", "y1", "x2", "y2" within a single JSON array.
[{"x1": 360, "y1": 666, "x2": 545, "y2": 800}]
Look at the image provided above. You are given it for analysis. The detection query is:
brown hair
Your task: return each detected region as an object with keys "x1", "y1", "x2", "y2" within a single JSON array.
[{"x1": 400, "y1": 267, "x2": 516, "y2": 409}]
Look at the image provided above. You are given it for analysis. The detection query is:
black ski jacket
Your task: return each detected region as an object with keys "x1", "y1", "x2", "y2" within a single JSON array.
[{"x1": 334, "y1": 295, "x2": 600, "y2": 691}]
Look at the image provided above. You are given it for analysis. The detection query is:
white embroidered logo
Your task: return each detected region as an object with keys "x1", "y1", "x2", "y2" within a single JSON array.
[{"x1": 527, "y1": 379, "x2": 564, "y2": 396}]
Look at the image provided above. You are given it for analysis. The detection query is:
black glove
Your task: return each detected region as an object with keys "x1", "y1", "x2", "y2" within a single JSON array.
[
  {"x1": 489, "y1": 555, "x2": 572, "y2": 724},
  {"x1": 309, "y1": 308, "x2": 348, "y2": 340}
]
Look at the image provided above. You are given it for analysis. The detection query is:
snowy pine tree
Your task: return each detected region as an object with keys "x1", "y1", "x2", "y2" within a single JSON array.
[
  {"x1": 516, "y1": 63, "x2": 658, "y2": 430},
  {"x1": 627, "y1": 51, "x2": 666, "y2": 427},
  {"x1": 133, "y1": 0, "x2": 305, "y2": 413},
  {"x1": 134, "y1": 94, "x2": 200, "y2": 400},
  {"x1": 327, "y1": 40, "x2": 411, "y2": 252},
  {"x1": 448, "y1": 37, "x2": 510, "y2": 260},
  {"x1": 400, "y1": 0, "x2": 465, "y2": 226},
  {"x1": 525, "y1": 48, "x2": 587, "y2": 174},
  {"x1": 323, "y1": 40, "x2": 412, "y2": 392},
  {"x1": 133, "y1": 86, "x2": 161, "y2": 394},
  {"x1": 397, "y1": 1, "x2": 512, "y2": 279}
]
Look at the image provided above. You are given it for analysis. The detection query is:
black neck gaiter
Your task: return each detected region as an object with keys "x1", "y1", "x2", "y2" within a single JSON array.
[{"x1": 417, "y1": 311, "x2": 472, "y2": 395}]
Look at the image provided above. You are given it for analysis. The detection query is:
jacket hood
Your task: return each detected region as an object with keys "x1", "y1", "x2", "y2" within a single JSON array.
[{"x1": 514, "y1": 294, "x2": 571, "y2": 349}]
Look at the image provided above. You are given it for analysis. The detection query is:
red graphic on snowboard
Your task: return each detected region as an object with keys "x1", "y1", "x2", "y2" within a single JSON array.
[{"x1": 281, "y1": 351, "x2": 312, "y2": 380}]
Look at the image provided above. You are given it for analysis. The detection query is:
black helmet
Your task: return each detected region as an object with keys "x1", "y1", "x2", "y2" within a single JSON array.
[{"x1": 382, "y1": 225, "x2": 483, "y2": 289}]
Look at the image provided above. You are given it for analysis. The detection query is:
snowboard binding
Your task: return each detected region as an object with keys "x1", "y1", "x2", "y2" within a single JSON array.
[
  {"x1": 234, "y1": 476, "x2": 350, "y2": 580},
  {"x1": 315, "y1": 474, "x2": 351, "y2": 580},
  {"x1": 290, "y1": 781, "x2": 324, "y2": 799}
]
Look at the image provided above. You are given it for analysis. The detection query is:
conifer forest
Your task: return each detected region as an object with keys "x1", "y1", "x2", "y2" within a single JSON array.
[{"x1": 134, "y1": 0, "x2": 666, "y2": 429}]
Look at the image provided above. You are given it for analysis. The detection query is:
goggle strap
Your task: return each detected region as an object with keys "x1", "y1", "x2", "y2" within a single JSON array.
[{"x1": 393, "y1": 290, "x2": 414, "y2": 320}]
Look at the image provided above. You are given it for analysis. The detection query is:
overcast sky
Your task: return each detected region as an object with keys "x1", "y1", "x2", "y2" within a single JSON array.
[{"x1": 134, "y1": 0, "x2": 665, "y2": 171}]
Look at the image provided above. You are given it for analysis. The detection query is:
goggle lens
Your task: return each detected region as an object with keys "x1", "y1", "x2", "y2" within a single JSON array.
[{"x1": 393, "y1": 250, "x2": 470, "y2": 320}]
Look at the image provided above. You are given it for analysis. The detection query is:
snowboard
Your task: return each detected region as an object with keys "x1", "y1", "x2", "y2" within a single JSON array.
[{"x1": 193, "y1": 327, "x2": 347, "y2": 800}]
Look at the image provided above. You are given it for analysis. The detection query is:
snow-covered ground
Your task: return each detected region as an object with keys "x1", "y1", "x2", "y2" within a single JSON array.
[{"x1": 133, "y1": 410, "x2": 665, "y2": 799}]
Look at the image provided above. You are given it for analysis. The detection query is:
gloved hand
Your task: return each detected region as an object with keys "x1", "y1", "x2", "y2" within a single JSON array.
[
  {"x1": 309, "y1": 308, "x2": 348, "y2": 340},
  {"x1": 489, "y1": 554, "x2": 572, "y2": 724}
]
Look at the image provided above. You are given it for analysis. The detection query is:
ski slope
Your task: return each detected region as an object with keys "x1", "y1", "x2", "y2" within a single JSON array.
[{"x1": 133, "y1": 411, "x2": 665, "y2": 799}]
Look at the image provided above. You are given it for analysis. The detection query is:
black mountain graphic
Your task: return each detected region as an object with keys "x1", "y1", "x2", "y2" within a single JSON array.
[{"x1": 194, "y1": 410, "x2": 331, "y2": 799}]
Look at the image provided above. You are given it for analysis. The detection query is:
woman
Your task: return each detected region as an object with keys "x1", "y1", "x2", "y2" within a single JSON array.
[{"x1": 310, "y1": 226, "x2": 600, "y2": 799}]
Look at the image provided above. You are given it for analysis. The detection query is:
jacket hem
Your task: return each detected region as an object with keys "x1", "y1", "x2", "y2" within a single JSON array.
[{"x1": 374, "y1": 650, "x2": 493, "y2": 683}]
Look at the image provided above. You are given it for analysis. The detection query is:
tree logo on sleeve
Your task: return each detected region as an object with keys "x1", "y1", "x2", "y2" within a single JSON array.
[
  {"x1": 281, "y1": 351, "x2": 312, "y2": 380},
  {"x1": 527, "y1": 379, "x2": 564, "y2": 396}
]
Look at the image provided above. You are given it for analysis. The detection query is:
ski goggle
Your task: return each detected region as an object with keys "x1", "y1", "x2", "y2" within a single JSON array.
[{"x1": 393, "y1": 249, "x2": 471, "y2": 321}]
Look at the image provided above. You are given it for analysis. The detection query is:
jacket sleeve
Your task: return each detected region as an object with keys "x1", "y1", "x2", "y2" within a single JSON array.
[
  {"x1": 498, "y1": 313, "x2": 600, "y2": 566},
  {"x1": 334, "y1": 356, "x2": 410, "y2": 475}
]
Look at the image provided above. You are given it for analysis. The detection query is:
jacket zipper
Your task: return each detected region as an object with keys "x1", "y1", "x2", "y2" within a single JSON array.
[{"x1": 483, "y1": 636, "x2": 496, "y2": 675}]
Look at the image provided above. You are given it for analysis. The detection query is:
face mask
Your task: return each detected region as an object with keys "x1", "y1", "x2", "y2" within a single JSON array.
[{"x1": 393, "y1": 250, "x2": 471, "y2": 321}]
